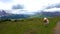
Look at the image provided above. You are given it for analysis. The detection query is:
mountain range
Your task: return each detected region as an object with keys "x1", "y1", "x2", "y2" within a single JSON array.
[
  {"x1": 0, "y1": 10, "x2": 30, "y2": 19},
  {"x1": 0, "y1": 10, "x2": 60, "y2": 19},
  {"x1": 41, "y1": 11, "x2": 60, "y2": 17}
]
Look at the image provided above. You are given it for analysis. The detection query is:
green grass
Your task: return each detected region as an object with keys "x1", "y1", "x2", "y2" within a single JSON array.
[{"x1": 0, "y1": 17, "x2": 60, "y2": 34}]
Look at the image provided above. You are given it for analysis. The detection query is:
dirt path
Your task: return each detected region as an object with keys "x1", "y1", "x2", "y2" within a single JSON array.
[{"x1": 53, "y1": 22, "x2": 60, "y2": 34}]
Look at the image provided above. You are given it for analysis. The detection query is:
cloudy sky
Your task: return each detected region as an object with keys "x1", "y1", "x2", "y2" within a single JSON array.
[{"x1": 0, "y1": 0, "x2": 60, "y2": 14}]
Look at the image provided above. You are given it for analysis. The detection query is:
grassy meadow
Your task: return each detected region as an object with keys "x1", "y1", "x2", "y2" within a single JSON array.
[{"x1": 0, "y1": 17, "x2": 60, "y2": 34}]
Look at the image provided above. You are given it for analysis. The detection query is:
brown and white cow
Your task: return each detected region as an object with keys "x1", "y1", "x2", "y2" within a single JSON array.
[{"x1": 43, "y1": 17, "x2": 49, "y2": 25}]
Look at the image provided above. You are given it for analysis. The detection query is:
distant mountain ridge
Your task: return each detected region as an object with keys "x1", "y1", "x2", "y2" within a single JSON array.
[
  {"x1": 1, "y1": 14, "x2": 30, "y2": 19},
  {"x1": 30, "y1": 11, "x2": 60, "y2": 18},
  {"x1": 0, "y1": 10, "x2": 30, "y2": 19},
  {"x1": 0, "y1": 10, "x2": 60, "y2": 19},
  {"x1": 0, "y1": 10, "x2": 10, "y2": 17},
  {"x1": 41, "y1": 11, "x2": 60, "y2": 17}
]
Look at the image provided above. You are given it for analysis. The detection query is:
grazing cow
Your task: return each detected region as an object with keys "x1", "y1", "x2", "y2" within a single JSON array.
[{"x1": 43, "y1": 17, "x2": 49, "y2": 25}]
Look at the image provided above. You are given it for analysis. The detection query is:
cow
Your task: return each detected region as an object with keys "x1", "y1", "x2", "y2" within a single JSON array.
[{"x1": 43, "y1": 17, "x2": 49, "y2": 26}]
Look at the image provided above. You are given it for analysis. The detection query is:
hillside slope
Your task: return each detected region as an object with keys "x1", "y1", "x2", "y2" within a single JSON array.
[{"x1": 0, "y1": 17, "x2": 60, "y2": 34}]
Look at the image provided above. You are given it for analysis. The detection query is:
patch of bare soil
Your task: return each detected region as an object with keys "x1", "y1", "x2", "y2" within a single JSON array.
[{"x1": 53, "y1": 22, "x2": 60, "y2": 34}]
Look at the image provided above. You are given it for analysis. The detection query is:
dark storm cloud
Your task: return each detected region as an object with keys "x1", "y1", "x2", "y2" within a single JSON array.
[
  {"x1": 45, "y1": 3, "x2": 60, "y2": 9},
  {"x1": 12, "y1": 4, "x2": 24, "y2": 9}
]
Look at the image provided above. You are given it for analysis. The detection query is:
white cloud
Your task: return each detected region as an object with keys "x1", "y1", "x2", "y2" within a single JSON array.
[
  {"x1": 20, "y1": 0, "x2": 60, "y2": 11},
  {"x1": 43, "y1": 8, "x2": 60, "y2": 12},
  {"x1": 0, "y1": 0, "x2": 60, "y2": 10},
  {"x1": 0, "y1": 0, "x2": 60, "y2": 14},
  {"x1": 0, "y1": 0, "x2": 12, "y2": 3},
  {"x1": 7, "y1": 9, "x2": 36, "y2": 14}
]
